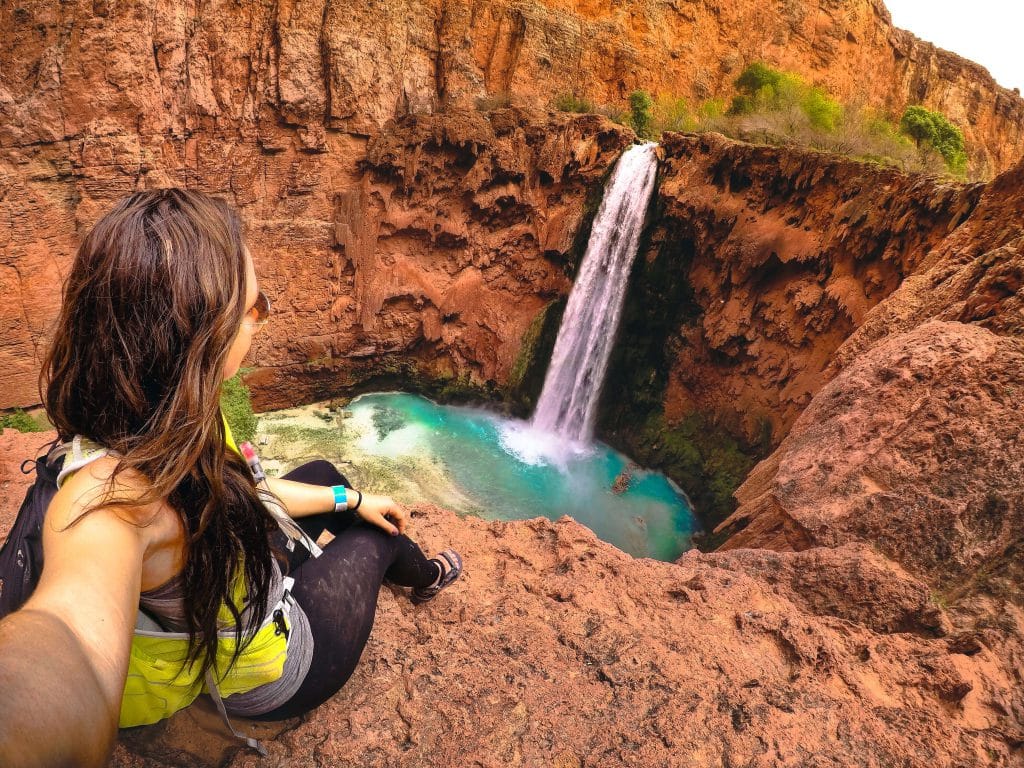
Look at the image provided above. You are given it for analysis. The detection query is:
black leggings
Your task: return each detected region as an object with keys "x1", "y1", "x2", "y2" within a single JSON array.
[{"x1": 250, "y1": 460, "x2": 441, "y2": 720}]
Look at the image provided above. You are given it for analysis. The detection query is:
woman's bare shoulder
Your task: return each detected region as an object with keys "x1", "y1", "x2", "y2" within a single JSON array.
[{"x1": 49, "y1": 455, "x2": 169, "y2": 536}]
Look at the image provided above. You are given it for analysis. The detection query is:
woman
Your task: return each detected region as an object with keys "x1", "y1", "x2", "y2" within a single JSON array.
[{"x1": 0, "y1": 188, "x2": 462, "y2": 766}]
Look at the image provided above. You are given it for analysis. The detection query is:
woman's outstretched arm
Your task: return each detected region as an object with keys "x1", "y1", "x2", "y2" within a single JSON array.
[{"x1": 0, "y1": 462, "x2": 148, "y2": 768}]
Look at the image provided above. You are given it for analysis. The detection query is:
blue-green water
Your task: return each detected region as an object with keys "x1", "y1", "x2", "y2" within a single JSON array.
[{"x1": 347, "y1": 393, "x2": 697, "y2": 561}]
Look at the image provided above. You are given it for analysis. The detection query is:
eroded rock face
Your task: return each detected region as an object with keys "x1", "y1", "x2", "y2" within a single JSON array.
[
  {"x1": 718, "y1": 321, "x2": 1024, "y2": 580},
  {"x1": 0, "y1": 101, "x2": 631, "y2": 412},
  {"x1": 830, "y1": 154, "x2": 1024, "y2": 374},
  {"x1": 712, "y1": 321, "x2": 1024, "y2": 762},
  {"x1": 5, "y1": 0, "x2": 1020, "y2": 175},
  {"x1": 244, "y1": 108, "x2": 632, "y2": 412},
  {"x1": 634, "y1": 132, "x2": 984, "y2": 444},
  {"x1": 434, "y1": 0, "x2": 1024, "y2": 175}
]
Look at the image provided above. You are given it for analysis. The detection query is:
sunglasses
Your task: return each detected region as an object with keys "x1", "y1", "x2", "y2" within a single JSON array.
[{"x1": 244, "y1": 290, "x2": 271, "y2": 329}]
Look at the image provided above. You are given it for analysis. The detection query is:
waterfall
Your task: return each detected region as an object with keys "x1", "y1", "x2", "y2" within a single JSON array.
[{"x1": 532, "y1": 142, "x2": 659, "y2": 442}]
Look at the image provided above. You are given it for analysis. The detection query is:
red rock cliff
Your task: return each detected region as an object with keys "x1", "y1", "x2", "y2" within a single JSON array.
[
  {"x1": 649, "y1": 131, "x2": 983, "y2": 444},
  {"x1": 2, "y1": 0, "x2": 1023, "y2": 411}
]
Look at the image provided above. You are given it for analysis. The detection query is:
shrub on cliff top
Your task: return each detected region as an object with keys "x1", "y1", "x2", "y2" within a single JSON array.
[
  {"x1": 629, "y1": 90, "x2": 655, "y2": 140},
  {"x1": 728, "y1": 63, "x2": 843, "y2": 131},
  {"x1": 553, "y1": 92, "x2": 596, "y2": 114},
  {"x1": 0, "y1": 408, "x2": 47, "y2": 433},
  {"x1": 733, "y1": 62, "x2": 784, "y2": 96},
  {"x1": 673, "y1": 61, "x2": 978, "y2": 178},
  {"x1": 221, "y1": 373, "x2": 259, "y2": 444},
  {"x1": 900, "y1": 105, "x2": 968, "y2": 176},
  {"x1": 652, "y1": 94, "x2": 696, "y2": 134}
]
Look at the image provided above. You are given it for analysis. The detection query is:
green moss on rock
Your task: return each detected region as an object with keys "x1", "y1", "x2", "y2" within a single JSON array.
[
  {"x1": 0, "y1": 408, "x2": 47, "y2": 433},
  {"x1": 505, "y1": 298, "x2": 568, "y2": 417},
  {"x1": 221, "y1": 374, "x2": 259, "y2": 444},
  {"x1": 606, "y1": 413, "x2": 757, "y2": 545},
  {"x1": 596, "y1": 180, "x2": 763, "y2": 542}
]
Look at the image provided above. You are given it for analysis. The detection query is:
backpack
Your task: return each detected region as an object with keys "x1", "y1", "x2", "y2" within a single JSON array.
[{"x1": 0, "y1": 438, "x2": 60, "y2": 620}]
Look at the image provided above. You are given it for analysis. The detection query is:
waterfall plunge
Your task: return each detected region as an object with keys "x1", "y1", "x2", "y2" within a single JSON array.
[{"x1": 532, "y1": 142, "x2": 659, "y2": 442}]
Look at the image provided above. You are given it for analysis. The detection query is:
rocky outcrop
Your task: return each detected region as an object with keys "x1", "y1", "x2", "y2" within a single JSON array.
[
  {"x1": 597, "y1": 132, "x2": 985, "y2": 528},
  {"x1": 0, "y1": 469, "x2": 1018, "y2": 766},
  {"x1": 710, "y1": 321, "x2": 1024, "y2": 761},
  {"x1": 718, "y1": 321, "x2": 1024, "y2": 582},
  {"x1": 829, "y1": 153, "x2": 1024, "y2": 373}
]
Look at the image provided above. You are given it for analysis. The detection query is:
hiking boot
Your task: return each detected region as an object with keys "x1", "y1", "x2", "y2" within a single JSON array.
[{"x1": 411, "y1": 549, "x2": 463, "y2": 605}]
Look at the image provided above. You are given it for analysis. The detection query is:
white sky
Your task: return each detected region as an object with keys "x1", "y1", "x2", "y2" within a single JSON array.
[{"x1": 884, "y1": 1, "x2": 1024, "y2": 92}]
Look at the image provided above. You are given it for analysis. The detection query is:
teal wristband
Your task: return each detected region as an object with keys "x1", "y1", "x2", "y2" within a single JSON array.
[{"x1": 331, "y1": 485, "x2": 348, "y2": 513}]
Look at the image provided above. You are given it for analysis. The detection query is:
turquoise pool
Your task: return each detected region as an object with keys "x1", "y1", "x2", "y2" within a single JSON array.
[{"x1": 341, "y1": 393, "x2": 697, "y2": 562}]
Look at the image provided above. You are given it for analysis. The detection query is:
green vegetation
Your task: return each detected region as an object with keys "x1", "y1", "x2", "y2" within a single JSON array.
[
  {"x1": 267, "y1": 423, "x2": 347, "y2": 459},
  {"x1": 507, "y1": 301, "x2": 556, "y2": 393},
  {"x1": 710, "y1": 63, "x2": 970, "y2": 177},
  {"x1": 900, "y1": 105, "x2": 968, "y2": 175},
  {"x1": 641, "y1": 412, "x2": 757, "y2": 527},
  {"x1": 652, "y1": 94, "x2": 696, "y2": 134},
  {"x1": 726, "y1": 62, "x2": 842, "y2": 131},
  {"x1": 553, "y1": 92, "x2": 596, "y2": 114},
  {"x1": 434, "y1": 371, "x2": 492, "y2": 404},
  {"x1": 220, "y1": 374, "x2": 259, "y2": 444},
  {"x1": 550, "y1": 64, "x2": 977, "y2": 178},
  {"x1": 0, "y1": 408, "x2": 47, "y2": 433},
  {"x1": 628, "y1": 90, "x2": 655, "y2": 140},
  {"x1": 505, "y1": 298, "x2": 567, "y2": 416}
]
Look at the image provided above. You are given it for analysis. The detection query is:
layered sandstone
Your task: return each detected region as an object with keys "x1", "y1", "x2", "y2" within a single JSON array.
[
  {"x1": 6, "y1": 0, "x2": 1016, "y2": 184},
  {"x1": 439, "y1": 0, "x2": 1024, "y2": 175}
]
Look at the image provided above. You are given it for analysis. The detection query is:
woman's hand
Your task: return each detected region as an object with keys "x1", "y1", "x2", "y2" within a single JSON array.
[{"x1": 354, "y1": 493, "x2": 408, "y2": 536}]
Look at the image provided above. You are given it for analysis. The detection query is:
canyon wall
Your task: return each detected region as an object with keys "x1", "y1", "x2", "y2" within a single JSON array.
[
  {"x1": 243, "y1": 108, "x2": 632, "y2": 411},
  {"x1": 3, "y1": 0, "x2": 1023, "y2": 414},
  {"x1": 8, "y1": 0, "x2": 1017, "y2": 179},
  {"x1": 610, "y1": 132, "x2": 984, "y2": 445},
  {"x1": 701, "y1": 155, "x2": 1024, "y2": 763},
  {"x1": 2, "y1": 3, "x2": 1023, "y2": 762}
]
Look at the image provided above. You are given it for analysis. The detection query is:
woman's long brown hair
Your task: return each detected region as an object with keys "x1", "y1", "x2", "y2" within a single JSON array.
[{"x1": 40, "y1": 188, "x2": 279, "y2": 680}]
